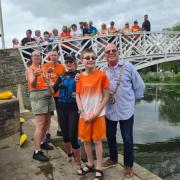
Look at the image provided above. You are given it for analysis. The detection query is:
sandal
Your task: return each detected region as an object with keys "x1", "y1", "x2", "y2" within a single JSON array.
[
  {"x1": 77, "y1": 164, "x2": 95, "y2": 175},
  {"x1": 94, "y1": 169, "x2": 104, "y2": 180}
]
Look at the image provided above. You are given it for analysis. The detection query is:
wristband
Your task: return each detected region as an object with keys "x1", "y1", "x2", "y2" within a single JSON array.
[{"x1": 78, "y1": 109, "x2": 84, "y2": 114}]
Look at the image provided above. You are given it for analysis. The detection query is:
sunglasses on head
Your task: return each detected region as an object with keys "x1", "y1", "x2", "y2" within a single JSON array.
[
  {"x1": 65, "y1": 60, "x2": 74, "y2": 64},
  {"x1": 83, "y1": 56, "x2": 96, "y2": 61},
  {"x1": 105, "y1": 49, "x2": 117, "y2": 54}
]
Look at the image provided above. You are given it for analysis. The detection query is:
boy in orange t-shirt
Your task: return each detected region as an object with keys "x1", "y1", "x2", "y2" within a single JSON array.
[{"x1": 76, "y1": 48, "x2": 110, "y2": 179}]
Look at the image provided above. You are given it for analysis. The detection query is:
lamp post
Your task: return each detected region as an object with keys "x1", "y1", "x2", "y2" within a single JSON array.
[{"x1": 0, "y1": 0, "x2": 5, "y2": 49}]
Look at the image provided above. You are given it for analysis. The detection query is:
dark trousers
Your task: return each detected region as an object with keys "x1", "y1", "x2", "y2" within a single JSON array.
[
  {"x1": 105, "y1": 115, "x2": 134, "y2": 167},
  {"x1": 58, "y1": 104, "x2": 80, "y2": 149}
]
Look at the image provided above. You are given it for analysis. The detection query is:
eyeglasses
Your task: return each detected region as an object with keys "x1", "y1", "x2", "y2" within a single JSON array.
[
  {"x1": 105, "y1": 49, "x2": 117, "y2": 54},
  {"x1": 83, "y1": 56, "x2": 96, "y2": 61},
  {"x1": 65, "y1": 60, "x2": 74, "y2": 64}
]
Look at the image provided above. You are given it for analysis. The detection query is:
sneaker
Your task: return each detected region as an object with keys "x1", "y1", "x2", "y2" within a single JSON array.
[
  {"x1": 123, "y1": 167, "x2": 133, "y2": 180},
  {"x1": 40, "y1": 142, "x2": 54, "y2": 150},
  {"x1": 102, "y1": 159, "x2": 118, "y2": 168},
  {"x1": 56, "y1": 130, "x2": 62, "y2": 137},
  {"x1": 33, "y1": 151, "x2": 49, "y2": 162},
  {"x1": 45, "y1": 133, "x2": 51, "y2": 143}
]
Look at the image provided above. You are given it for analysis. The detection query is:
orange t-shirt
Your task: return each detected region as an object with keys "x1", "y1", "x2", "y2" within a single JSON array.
[
  {"x1": 27, "y1": 65, "x2": 48, "y2": 91},
  {"x1": 60, "y1": 32, "x2": 71, "y2": 47},
  {"x1": 131, "y1": 25, "x2": 141, "y2": 39},
  {"x1": 131, "y1": 25, "x2": 141, "y2": 32},
  {"x1": 76, "y1": 70, "x2": 110, "y2": 117},
  {"x1": 108, "y1": 27, "x2": 117, "y2": 33},
  {"x1": 43, "y1": 62, "x2": 65, "y2": 96}
]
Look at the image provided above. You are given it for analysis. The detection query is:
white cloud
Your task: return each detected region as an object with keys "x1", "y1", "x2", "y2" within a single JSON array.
[{"x1": 1, "y1": 0, "x2": 180, "y2": 48}]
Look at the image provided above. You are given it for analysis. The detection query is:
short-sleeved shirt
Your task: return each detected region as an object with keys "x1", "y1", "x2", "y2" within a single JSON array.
[
  {"x1": 142, "y1": 20, "x2": 151, "y2": 31},
  {"x1": 108, "y1": 27, "x2": 117, "y2": 34},
  {"x1": 43, "y1": 62, "x2": 65, "y2": 96},
  {"x1": 21, "y1": 37, "x2": 36, "y2": 46},
  {"x1": 76, "y1": 70, "x2": 110, "y2": 117}
]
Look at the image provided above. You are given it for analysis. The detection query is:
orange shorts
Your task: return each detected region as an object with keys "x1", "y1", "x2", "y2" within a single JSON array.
[{"x1": 78, "y1": 116, "x2": 106, "y2": 142}]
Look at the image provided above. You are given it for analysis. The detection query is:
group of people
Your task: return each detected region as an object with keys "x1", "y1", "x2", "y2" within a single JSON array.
[
  {"x1": 26, "y1": 42, "x2": 145, "y2": 180},
  {"x1": 13, "y1": 15, "x2": 151, "y2": 48}
]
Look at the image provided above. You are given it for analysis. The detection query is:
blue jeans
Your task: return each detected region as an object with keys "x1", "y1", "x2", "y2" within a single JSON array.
[{"x1": 105, "y1": 115, "x2": 134, "y2": 167}]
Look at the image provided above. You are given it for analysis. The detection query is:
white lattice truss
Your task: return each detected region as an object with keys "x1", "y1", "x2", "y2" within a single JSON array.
[{"x1": 18, "y1": 31, "x2": 180, "y2": 70}]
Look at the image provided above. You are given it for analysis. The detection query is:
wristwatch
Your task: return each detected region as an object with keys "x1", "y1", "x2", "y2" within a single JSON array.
[{"x1": 78, "y1": 109, "x2": 84, "y2": 114}]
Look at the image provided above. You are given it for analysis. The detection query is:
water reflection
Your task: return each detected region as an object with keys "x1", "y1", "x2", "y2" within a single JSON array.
[{"x1": 116, "y1": 84, "x2": 180, "y2": 179}]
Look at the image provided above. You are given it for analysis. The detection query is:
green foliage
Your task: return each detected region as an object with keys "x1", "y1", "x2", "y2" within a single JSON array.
[
  {"x1": 165, "y1": 23, "x2": 180, "y2": 31},
  {"x1": 170, "y1": 74, "x2": 180, "y2": 83},
  {"x1": 140, "y1": 73, "x2": 180, "y2": 83},
  {"x1": 172, "y1": 23, "x2": 180, "y2": 31}
]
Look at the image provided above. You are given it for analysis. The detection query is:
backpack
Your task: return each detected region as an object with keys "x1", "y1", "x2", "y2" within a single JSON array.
[{"x1": 58, "y1": 73, "x2": 76, "y2": 104}]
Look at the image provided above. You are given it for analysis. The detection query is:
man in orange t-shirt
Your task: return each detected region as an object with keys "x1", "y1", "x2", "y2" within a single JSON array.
[
  {"x1": 76, "y1": 48, "x2": 109, "y2": 179},
  {"x1": 43, "y1": 50, "x2": 65, "y2": 137}
]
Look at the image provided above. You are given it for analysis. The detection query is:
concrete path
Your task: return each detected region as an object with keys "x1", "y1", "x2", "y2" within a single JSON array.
[{"x1": 0, "y1": 112, "x2": 162, "y2": 180}]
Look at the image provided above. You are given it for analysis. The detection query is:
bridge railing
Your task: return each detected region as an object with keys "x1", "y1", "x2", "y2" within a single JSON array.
[{"x1": 18, "y1": 31, "x2": 180, "y2": 69}]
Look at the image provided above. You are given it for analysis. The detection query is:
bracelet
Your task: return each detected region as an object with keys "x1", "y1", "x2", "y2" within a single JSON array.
[{"x1": 78, "y1": 109, "x2": 84, "y2": 114}]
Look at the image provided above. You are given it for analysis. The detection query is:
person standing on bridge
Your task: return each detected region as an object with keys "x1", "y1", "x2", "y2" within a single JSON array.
[
  {"x1": 142, "y1": 14, "x2": 151, "y2": 32},
  {"x1": 102, "y1": 43, "x2": 145, "y2": 179}
]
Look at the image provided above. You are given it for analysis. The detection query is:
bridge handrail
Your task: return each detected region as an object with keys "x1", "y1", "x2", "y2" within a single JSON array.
[{"x1": 18, "y1": 31, "x2": 180, "y2": 69}]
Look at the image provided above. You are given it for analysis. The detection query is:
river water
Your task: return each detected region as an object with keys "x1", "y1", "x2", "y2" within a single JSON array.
[{"x1": 116, "y1": 84, "x2": 180, "y2": 180}]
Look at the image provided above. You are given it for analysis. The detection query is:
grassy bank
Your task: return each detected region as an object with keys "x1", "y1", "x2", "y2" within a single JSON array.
[{"x1": 140, "y1": 73, "x2": 180, "y2": 83}]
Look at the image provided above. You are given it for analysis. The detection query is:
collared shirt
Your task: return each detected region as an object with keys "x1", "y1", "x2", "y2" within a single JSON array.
[{"x1": 101, "y1": 60, "x2": 145, "y2": 121}]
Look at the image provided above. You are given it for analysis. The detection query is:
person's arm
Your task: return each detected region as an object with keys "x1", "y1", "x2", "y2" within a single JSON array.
[
  {"x1": 53, "y1": 76, "x2": 62, "y2": 93},
  {"x1": 131, "y1": 64, "x2": 145, "y2": 101},
  {"x1": 92, "y1": 89, "x2": 109, "y2": 118},
  {"x1": 43, "y1": 76, "x2": 54, "y2": 96},
  {"x1": 76, "y1": 93, "x2": 84, "y2": 111},
  {"x1": 26, "y1": 67, "x2": 41, "y2": 88}
]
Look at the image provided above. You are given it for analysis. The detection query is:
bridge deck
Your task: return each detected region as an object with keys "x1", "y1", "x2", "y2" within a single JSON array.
[{"x1": 0, "y1": 112, "x2": 162, "y2": 180}]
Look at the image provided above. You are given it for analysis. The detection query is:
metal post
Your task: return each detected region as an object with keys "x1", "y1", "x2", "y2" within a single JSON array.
[{"x1": 0, "y1": 0, "x2": 5, "y2": 49}]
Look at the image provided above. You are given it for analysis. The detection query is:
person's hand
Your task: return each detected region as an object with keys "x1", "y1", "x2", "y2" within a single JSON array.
[
  {"x1": 83, "y1": 111, "x2": 98, "y2": 122},
  {"x1": 75, "y1": 73, "x2": 80, "y2": 82},
  {"x1": 47, "y1": 67, "x2": 54, "y2": 73},
  {"x1": 33, "y1": 69, "x2": 42, "y2": 76}
]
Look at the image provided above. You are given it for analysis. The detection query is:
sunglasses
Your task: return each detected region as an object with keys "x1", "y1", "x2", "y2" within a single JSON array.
[
  {"x1": 105, "y1": 49, "x2": 117, "y2": 54},
  {"x1": 83, "y1": 56, "x2": 96, "y2": 61},
  {"x1": 65, "y1": 60, "x2": 74, "y2": 64}
]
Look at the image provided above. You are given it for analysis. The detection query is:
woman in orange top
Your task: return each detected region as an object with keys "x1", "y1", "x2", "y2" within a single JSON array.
[
  {"x1": 98, "y1": 23, "x2": 108, "y2": 35},
  {"x1": 26, "y1": 51, "x2": 55, "y2": 162},
  {"x1": 43, "y1": 50, "x2": 65, "y2": 137}
]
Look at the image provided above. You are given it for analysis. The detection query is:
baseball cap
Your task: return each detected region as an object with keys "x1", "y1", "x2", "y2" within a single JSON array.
[{"x1": 64, "y1": 54, "x2": 76, "y2": 62}]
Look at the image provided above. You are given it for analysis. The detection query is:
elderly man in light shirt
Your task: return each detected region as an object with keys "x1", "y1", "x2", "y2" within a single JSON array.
[{"x1": 102, "y1": 43, "x2": 145, "y2": 179}]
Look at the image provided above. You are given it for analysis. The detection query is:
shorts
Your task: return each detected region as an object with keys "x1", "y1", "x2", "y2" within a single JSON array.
[
  {"x1": 78, "y1": 116, "x2": 106, "y2": 142},
  {"x1": 30, "y1": 89, "x2": 55, "y2": 115}
]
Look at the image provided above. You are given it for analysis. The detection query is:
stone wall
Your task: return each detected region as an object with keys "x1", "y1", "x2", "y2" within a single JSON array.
[
  {"x1": 0, "y1": 49, "x2": 30, "y2": 108},
  {"x1": 0, "y1": 99, "x2": 20, "y2": 139}
]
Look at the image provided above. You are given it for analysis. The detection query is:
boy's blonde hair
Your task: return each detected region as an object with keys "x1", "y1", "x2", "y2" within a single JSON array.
[{"x1": 80, "y1": 48, "x2": 96, "y2": 59}]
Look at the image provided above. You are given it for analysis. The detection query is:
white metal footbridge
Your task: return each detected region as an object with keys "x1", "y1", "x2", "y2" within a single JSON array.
[{"x1": 18, "y1": 31, "x2": 180, "y2": 70}]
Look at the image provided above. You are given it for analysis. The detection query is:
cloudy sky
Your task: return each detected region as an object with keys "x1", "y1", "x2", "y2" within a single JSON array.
[{"x1": 1, "y1": 0, "x2": 180, "y2": 48}]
